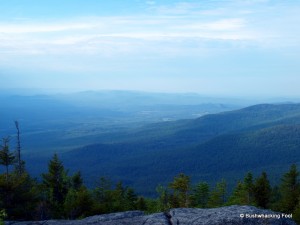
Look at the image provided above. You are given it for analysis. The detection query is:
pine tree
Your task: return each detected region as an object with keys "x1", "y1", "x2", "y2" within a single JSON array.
[
  {"x1": 207, "y1": 179, "x2": 227, "y2": 208},
  {"x1": 42, "y1": 154, "x2": 69, "y2": 218},
  {"x1": 124, "y1": 188, "x2": 137, "y2": 210},
  {"x1": 292, "y1": 201, "x2": 300, "y2": 224},
  {"x1": 279, "y1": 164, "x2": 300, "y2": 213},
  {"x1": 191, "y1": 182, "x2": 210, "y2": 208},
  {"x1": 112, "y1": 182, "x2": 126, "y2": 212},
  {"x1": 228, "y1": 181, "x2": 248, "y2": 205},
  {"x1": 0, "y1": 172, "x2": 39, "y2": 220},
  {"x1": 244, "y1": 172, "x2": 254, "y2": 204},
  {"x1": 64, "y1": 187, "x2": 93, "y2": 219},
  {"x1": 71, "y1": 171, "x2": 83, "y2": 191},
  {"x1": 253, "y1": 172, "x2": 271, "y2": 208},
  {"x1": 14, "y1": 121, "x2": 22, "y2": 175},
  {"x1": 169, "y1": 173, "x2": 191, "y2": 207},
  {"x1": 0, "y1": 138, "x2": 15, "y2": 182},
  {"x1": 156, "y1": 185, "x2": 169, "y2": 211},
  {"x1": 136, "y1": 197, "x2": 147, "y2": 211},
  {"x1": 93, "y1": 177, "x2": 114, "y2": 214}
]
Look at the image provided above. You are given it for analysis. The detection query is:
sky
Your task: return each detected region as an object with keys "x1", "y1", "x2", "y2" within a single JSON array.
[{"x1": 0, "y1": 0, "x2": 300, "y2": 97}]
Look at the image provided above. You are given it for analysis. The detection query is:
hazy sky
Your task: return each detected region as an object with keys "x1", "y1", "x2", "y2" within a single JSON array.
[{"x1": 1, "y1": 0, "x2": 300, "y2": 97}]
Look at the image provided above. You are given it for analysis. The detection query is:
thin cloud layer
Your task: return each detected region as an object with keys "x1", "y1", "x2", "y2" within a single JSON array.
[
  {"x1": 0, "y1": 0, "x2": 300, "y2": 96},
  {"x1": 0, "y1": 1, "x2": 294, "y2": 56}
]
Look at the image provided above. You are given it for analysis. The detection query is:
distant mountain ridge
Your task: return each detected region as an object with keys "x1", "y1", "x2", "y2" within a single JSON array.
[
  {"x1": 0, "y1": 91, "x2": 240, "y2": 153},
  {"x1": 49, "y1": 103, "x2": 300, "y2": 196}
]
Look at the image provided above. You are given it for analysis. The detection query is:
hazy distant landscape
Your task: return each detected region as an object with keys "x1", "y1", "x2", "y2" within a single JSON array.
[
  {"x1": 0, "y1": 91, "x2": 242, "y2": 154},
  {"x1": 1, "y1": 0, "x2": 300, "y2": 223},
  {"x1": 2, "y1": 90, "x2": 300, "y2": 196}
]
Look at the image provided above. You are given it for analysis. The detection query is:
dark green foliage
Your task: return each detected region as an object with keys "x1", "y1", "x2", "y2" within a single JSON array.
[
  {"x1": 4, "y1": 103, "x2": 300, "y2": 221},
  {"x1": 93, "y1": 177, "x2": 114, "y2": 214},
  {"x1": 0, "y1": 172, "x2": 39, "y2": 220},
  {"x1": 243, "y1": 172, "x2": 254, "y2": 205},
  {"x1": 207, "y1": 179, "x2": 227, "y2": 208},
  {"x1": 124, "y1": 188, "x2": 138, "y2": 210},
  {"x1": 0, "y1": 138, "x2": 39, "y2": 220},
  {"x1": 278, "y1": 164, "x2": 300, "y2": 213},
  {"x1": 58, "y1": 104, "x2": 300, "y2": 196},
  {"x1": 92, "y1": 178, "x2": 139, "y2": 214},
  {"x1": 227, "y1": 182, "x2": 248, "y2": 205},
  {"x1": 227, "y1": 173, "x2": 255, "y2": 206},
  {"x1": 156, "y1": 185, "x2": 170, "y2": 211},
  {"x1": 191, "y1": 182, "x2": 210, "y2": 208},
  {"x1": 63, "y1": 170, "x2": 93, "y2": 219},
  {"x1": 0, "y1": 138, "x2": 15, "y2": 181},
  {"x1": 168, "y1": 173, "x2": 191, "y2": 208},
  {"x1": 2, "y1": 149, "x2": 300, "y2": 222},
  {"x1": 64, "y1": 187, "x2": 93, "y2": 219},
  {"x1": 70, "y1": 171, "x2": 83, "y2": 191},
  {"x1": 270, "y1": 185, "x2": 281, "y2": 211},
  {"x1": 136, "y1": 197, "x2": 147, "y2": 211},
  {"x1": 111, "y1": 182, "x2": 126, "y2": 211},
  {"x1": 292, "y1": 202, "x2": 300, "y2": 224},
  {"x1": 253, "y1": 172, "x2": 271, "y2": 208},
  {"x1": 41, "y1": 154, "x2": 69, "y2": 218}
]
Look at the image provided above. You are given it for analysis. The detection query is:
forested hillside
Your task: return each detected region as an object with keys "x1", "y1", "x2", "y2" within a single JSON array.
[
  {"x1": 1, "y1": 151, "x2": 300, "y2": 224},
  {"x1": 51, "y1": 103, "x2": 300, "y2": 195},
  {"x1": 2, "y1": 103, "x2": 300, "y2": 224},
  {"x1": 0, "y1": 91, "x2": 239, "y2": 154}
]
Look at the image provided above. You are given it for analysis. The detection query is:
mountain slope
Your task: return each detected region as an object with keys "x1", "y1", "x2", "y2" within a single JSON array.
[
  {"x1": 25, "y1": 103, "x2": 300, "y2": 196},
  {"x1": 61, "y1": 124, "x2": 300, "y2": 195},
  {"x1": 103, "y1": 103, "x2": 300, "y2": 148},
  {"x1": 0, "y1": 91, "x2": 239, "y2": 153}
]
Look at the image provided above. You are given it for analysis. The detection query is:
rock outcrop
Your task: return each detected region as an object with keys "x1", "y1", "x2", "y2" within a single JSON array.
[{"x1": 5, "y1": 205, "x2": 297, "y2": 225}]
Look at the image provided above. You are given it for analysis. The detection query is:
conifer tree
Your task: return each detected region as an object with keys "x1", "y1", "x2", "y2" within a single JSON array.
[
  {"x1": 71, "y1": 171, "x2": 83, "y2": 191},
  {"x1": 0, "y1": 138, "x2": 15, "y2": 182},
  {"x1": 14, "y1": 121, "x2": 23, "y2": 175},
  {"x1": 124, "y1": 188, "x2": 137, "y2": 210},
  {"x1": 169, "y1": 173, "x2": 191, "y2": 207},
  {"x1": 93, "y1": 177, "x2": 114, "y2": 214},
  {"x1": 228, "y1": 181, "x2": 248, "y2": 205},
  {"x1": 156, "y1": 185, "x2": 169, "y2": 211},
  {"x1": 279, "y1": 164, "x2": 300, "y2": 213},
  {"x1": 253, "y1": 172, "x2": 271, "y2": 208},
  {"x1": 64, "y1": 186, "x2": 93, "y2": 219},
  {"x1": 0, "y1": 171, "x2": 39, "y2": 220},
  {"x1": 270, "y1": 185, "x2": 281, "y2": 211},
  {"x1": 42, "y1": 153, "x2": 69, "y2": 218},
  {"x1": 207, "y1": 179, "x2": 227, "y2": 208},
  {"x1": 244, "y1": 172, "x2": 254, "y2": 204},
  {"x1": 292, "y1": 201, "x2": 300, "y2": 224},
  {"x1": 136, "y1": 197, "x2": 147, "y2": 211},
  {"x1": 191, "y1": 182, "x2": 210, "y2": 208},
  {"x1": 112, "y1": 182, "x2": 126, "y2": 212}
]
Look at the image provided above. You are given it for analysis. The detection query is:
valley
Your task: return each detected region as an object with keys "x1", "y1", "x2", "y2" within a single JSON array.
[{"x1": 2, "y1": 91, "x2": 299, "y2": 196}]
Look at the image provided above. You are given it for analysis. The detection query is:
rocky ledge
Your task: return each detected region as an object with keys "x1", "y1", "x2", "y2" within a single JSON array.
[{"x1": 5, "y1": 205, "x2": 297, "y2": 225}]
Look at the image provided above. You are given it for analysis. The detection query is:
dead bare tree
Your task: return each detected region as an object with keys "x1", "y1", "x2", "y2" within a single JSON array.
[{"x1": 15, "y1": 120, "x2": 22, "y2": 174}]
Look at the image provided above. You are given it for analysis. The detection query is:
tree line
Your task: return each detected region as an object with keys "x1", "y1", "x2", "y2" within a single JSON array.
[{"x1": 1, "y1": 135, "x2": 300, "y2": 223}]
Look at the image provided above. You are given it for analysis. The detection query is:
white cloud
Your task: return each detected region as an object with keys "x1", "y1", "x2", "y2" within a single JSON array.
[
  {"x1": 0, "y1": 23, "x2": 94, "y2": 34},
  {"x1": 206, "y1": 18, "x2": 245, "y2": 31},
  {"x1": 0, "y1": 0, "x2": 299, "y2": 96},
  {"x1": 0, "y1": 16, "x2": 257, "y2": 57},
  {"x1": 0, "y1": 1, "x2": 299, "y2": 58},
  {"x1": 173, "y1": 18, "x2": 245, "y2": 31}
]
